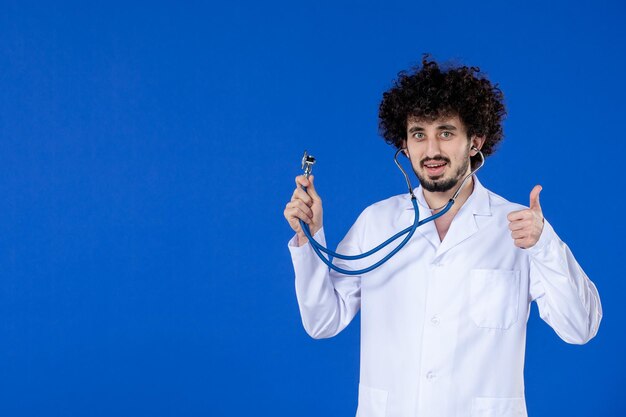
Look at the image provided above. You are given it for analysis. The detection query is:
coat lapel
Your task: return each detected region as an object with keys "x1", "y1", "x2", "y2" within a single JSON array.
[
  {"x1": 435, "y1": 202, "x2": 479, "y2": 258},
  {"x1": 405, "y1": 177, "x2": 492, "y2": 259},
  {"x1": 435, "y1": 177, "x2": 492, "y2": 259}
]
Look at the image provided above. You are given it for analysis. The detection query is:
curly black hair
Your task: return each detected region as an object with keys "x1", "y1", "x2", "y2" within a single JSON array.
[{"x1": 378, "y1": 55, "x2": 506, "y2": 168}]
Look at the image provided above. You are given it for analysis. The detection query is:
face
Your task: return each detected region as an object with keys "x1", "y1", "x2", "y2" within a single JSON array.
[{"x1": 404, "y1": 115, "x2": 482, "y2": 193}]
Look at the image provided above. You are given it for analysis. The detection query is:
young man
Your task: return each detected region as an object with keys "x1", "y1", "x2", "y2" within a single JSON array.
[{"x1": 283, "y1": 57, "x2": 602, "y2": 417}]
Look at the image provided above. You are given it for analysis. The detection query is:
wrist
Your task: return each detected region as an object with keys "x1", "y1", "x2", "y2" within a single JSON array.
[{"x1": 297, "y1": 233, "x2": 309, "y2": 247}]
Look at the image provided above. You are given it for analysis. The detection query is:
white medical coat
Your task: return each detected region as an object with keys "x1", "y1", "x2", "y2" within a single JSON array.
[{"x1": 288, "y1": 177, "x2": 602, "y2": 417}]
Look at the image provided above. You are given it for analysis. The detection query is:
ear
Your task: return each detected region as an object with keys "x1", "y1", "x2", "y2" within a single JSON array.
[
  {"x1": 470, "y1": 136, "x2": 486, "y2": 156},
  {"x1": 402, "y1": 140, "x2": 408, "y2": 157}
]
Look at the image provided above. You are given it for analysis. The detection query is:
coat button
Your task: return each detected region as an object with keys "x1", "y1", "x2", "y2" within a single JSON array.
[
  {"x1": 430, "y1": 315, "x2": 440, "y2": 326},
  {"x1": 426, "y1": 371, "x2": 437, "y2": 381}
]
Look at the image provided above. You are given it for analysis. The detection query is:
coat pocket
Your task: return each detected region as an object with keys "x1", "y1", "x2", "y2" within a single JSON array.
[
  {"x1": 356, "y1": 384, "x2": 388, "y2": 417},
  {"x1": 471, "y1": 397, "x2": 527, "y2": 417},
  {"x1": 469, "y1": 269, "x2": 520, "y2": 330}
]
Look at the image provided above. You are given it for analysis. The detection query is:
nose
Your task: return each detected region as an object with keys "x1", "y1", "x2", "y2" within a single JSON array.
[{"x1": 424, "y1": 137, "x2": 442, "y2": 158}]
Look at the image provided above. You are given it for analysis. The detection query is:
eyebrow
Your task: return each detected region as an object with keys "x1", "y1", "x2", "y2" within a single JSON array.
[{"x1": 408, "y1": 124, "x2": 458, "y2": 133}]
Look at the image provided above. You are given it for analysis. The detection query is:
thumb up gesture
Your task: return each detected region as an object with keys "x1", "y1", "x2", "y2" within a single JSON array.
[{"x1": 507, "y1": 185, "x2": 545, "y2": 249}]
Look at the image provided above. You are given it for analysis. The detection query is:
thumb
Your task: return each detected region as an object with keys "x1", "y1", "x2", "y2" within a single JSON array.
[
  {"x1": 529, "y1": 185, "x2": 542, "y2": 212},
  {"x1": 307, "y1": 175, "x2": 321, "y2": 201}
]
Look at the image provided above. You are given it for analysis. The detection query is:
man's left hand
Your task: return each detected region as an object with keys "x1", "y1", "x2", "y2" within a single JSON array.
[{"x1": 507, "y1": 185, "x2": 544, "y2": 249}]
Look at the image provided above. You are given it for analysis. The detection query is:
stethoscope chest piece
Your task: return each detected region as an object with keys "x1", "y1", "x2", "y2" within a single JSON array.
[{"x1": 301, "y1": 151, "x2": 316, "y2": 178}]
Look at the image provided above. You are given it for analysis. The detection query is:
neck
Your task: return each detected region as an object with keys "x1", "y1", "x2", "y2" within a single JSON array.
[{"x1": 423, "y1": 175, "x2": 475, "y2": 213}]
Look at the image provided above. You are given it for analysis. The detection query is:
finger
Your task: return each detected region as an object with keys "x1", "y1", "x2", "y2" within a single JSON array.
[
  {"x1": 507, "y1": 209, "x2": 527, "y2": 222},
  {"x1": 511, "y1": 230, "x2": 527, "y2": 239},
  {"x1": 508, "y1": 208, "x2": 535, "y2": 222},
  {"x1": 306, "y1": 175, "x2": 321, "y2": 202},
  {"x1": 530, "y1": 185, "x2": 542, "y2": 212},
  {"x1": 513, "y1": 238, "x2": 528, "y2": 249},
  {"x1": 283, "y1": 208, "x2": 303, "y2": 233},
  {"x1": 292, "y1": 188, "x2": 313, "y2": 207},
  {"x1": 285, "y1": 207, "x2": 312, "y2": 224},
  {"x1": 293, "y1": 200, "x2": 313, "y2": 218},
  {"x1": 295, "y1": 175, "x2": 310, "y2": 189},
  {"x1": 508, "y1": 220, "x2": 530, "y2": 231},
  {"x1": 285, "y1": 201, "x2": 313, "y2": 219},
  {"x1": 288, "y1": 218, "x2": 303, "y2": 233}
]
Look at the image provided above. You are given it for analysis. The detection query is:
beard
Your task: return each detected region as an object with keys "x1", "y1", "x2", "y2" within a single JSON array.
[{"x1": 414, "y1": 154, "x2": 470, "y2": 192}]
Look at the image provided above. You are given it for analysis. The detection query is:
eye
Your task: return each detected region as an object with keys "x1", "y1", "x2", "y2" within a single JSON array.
[
  {"x1": 441, "y1": 131, "x2": 454, "y2": 139},
  {"x1": 412, "y1": 132, "x2": 425, "y2": 140}
]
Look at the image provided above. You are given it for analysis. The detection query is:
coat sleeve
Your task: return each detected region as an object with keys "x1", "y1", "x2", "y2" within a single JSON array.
[
  {"x1": 288, "y1": 211, "x2": 368, "y2": 339},
  {"x1": 527, "y1": 219, "x2": 602, "y2": 344}
]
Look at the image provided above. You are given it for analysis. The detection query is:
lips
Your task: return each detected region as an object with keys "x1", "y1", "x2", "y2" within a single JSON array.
[{"x1": 423, "y1": 161, "x2": 447, "y2": 176}]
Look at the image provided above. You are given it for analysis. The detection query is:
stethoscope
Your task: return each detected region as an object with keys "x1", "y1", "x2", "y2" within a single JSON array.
[{"x1": 298, "y1": 146, "x2": 485, "y2": 275}]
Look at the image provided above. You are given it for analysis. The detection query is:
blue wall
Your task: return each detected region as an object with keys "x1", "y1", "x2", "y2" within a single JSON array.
[{"x1": 0, "y1": 1, "x2": 623, "y2": 415}]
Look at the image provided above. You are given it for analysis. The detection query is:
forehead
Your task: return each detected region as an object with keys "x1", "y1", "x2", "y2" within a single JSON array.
[{"x1": 406, "y1": 114, "x2": 466, "y2": 131}]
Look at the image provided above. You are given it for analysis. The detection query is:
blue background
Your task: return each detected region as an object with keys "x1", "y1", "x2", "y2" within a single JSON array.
[{"x1": 0, "y1": 0, "x2": 624, "y2": 415}]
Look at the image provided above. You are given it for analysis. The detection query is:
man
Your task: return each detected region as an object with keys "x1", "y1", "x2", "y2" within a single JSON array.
[{"x1": 283, "y1": 56, "x2": 602, "y2": 417}]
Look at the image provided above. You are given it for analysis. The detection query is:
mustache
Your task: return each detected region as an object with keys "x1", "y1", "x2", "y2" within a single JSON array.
[{"x1": 420, "y1": 156, "x2": 451, "y2": 167}]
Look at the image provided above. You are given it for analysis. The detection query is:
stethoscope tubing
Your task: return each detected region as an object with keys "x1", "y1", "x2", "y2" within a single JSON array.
[
  {"x1": 297, "y1": 148, "x2": 484, "y2": 276},
  {"x1": 298, "y1": 198, "x2": 452, "y2": 275}
]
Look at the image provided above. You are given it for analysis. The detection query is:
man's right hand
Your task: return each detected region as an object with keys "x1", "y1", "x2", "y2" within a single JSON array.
[{"x1": 284, "y1": 175, "x2": 324, "y2": 247}]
